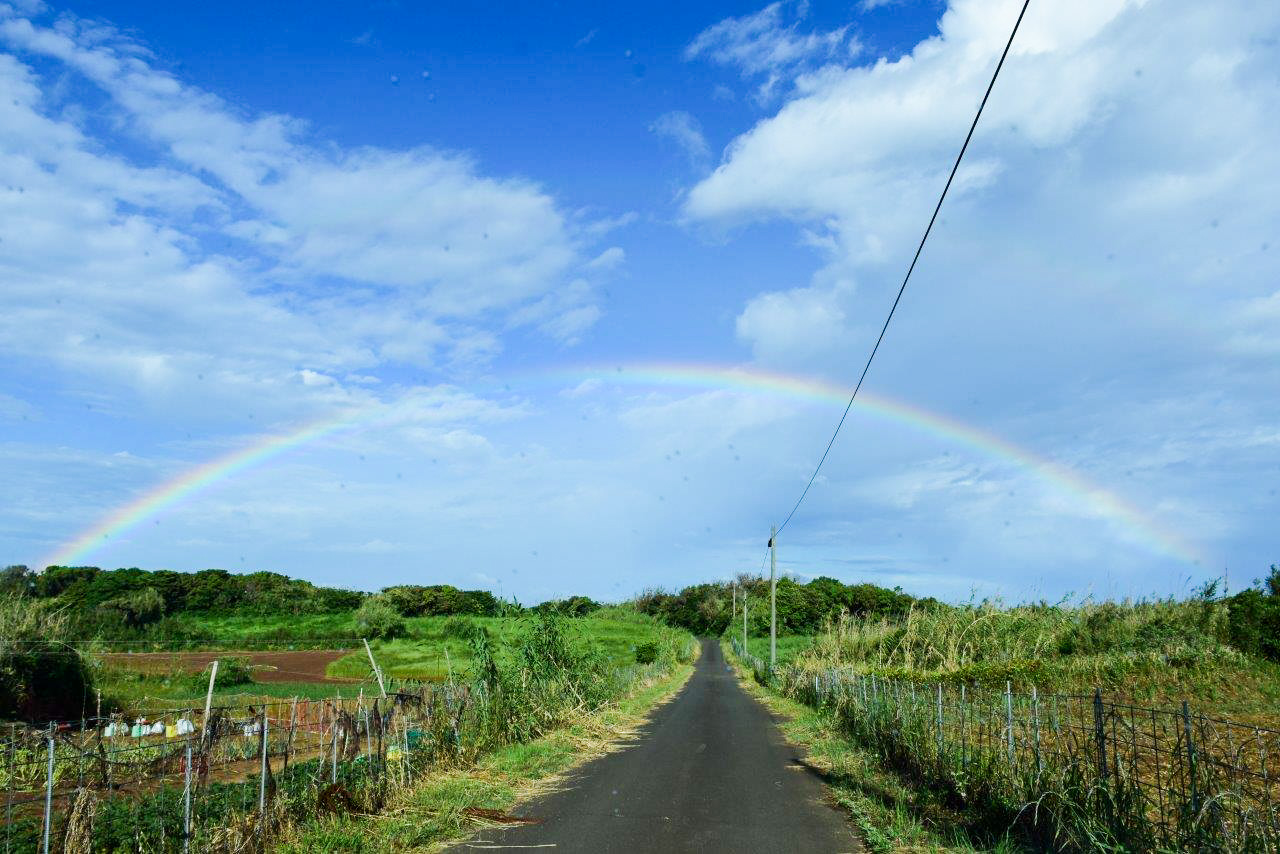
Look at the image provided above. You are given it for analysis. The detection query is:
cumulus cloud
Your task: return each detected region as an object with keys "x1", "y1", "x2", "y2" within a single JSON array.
[
  {"x1": 0, "y1": 8, "x2": 606, "y2": 423},
  {"x1": 682, "y1": 0, "x2": 1280, "y2": 579}
]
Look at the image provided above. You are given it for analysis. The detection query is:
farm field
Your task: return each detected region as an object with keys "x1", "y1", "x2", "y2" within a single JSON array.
[
  {"x1": 91, "y1": 607, "x2": 684, "y2": 714},
  {"x1": 326, "y1": 608, "x2": 676, "y2": 682}
]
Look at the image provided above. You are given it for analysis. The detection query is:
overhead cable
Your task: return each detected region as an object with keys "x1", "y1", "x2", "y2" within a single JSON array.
[{"x1": 773, "y1": 0, "x2": 1033, "y2": 538}]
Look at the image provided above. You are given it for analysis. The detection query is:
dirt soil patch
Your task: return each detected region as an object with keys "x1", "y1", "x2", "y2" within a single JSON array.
[{"x1": 101, "y1": 649, "x2": 357, "y2": 683}]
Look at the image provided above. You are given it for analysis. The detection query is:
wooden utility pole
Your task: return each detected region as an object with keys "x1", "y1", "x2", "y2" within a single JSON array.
[
  {"x1": 742, "y1": 599, "x2": 748, "y2": 654},
  {"x1": 769, "y1": 526, "x2": 777, "y2": 669}
]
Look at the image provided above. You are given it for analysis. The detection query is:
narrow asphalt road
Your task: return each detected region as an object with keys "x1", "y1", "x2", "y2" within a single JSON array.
[{"x1": 449, "y1": 638, "x2": 860, "y2": 853}]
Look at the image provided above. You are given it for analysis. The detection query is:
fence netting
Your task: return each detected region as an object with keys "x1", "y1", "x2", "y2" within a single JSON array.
[
  {"x1": 1, "y1": 679, "x2": 500, "y2": 853},
  {"x1": 732, "y1": 640, "x2": 1279, "y2": 852}
]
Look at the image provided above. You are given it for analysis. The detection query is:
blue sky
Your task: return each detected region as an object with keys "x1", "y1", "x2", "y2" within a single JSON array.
[{"x1": 1, "y1": 0, "x2": 1276, "y2": 604}]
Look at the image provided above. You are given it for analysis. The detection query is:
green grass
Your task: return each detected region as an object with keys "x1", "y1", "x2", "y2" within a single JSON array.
[
  {"x1": 739, "y1": 633, "x2": 815, "y2": 667},
  {"x1": 329, "y1": 607, "x2": 682, "y2": 682},
  {"x1": 794, "y1": 597, "x2": 1280, "y2": 723},
  {"x1": 93, "y1": 606, "x2": 683, "y2": 712},
  {"x1": 183, "y1": 611, "x2": 357, "y2": 645},
  {"x1": 95, "y1": 669, "x2": 359, "y2": 707}
]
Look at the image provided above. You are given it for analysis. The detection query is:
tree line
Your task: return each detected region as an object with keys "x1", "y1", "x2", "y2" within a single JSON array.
[{"x1": 633, "y1": 575, "x2": 925, "y2": 636}]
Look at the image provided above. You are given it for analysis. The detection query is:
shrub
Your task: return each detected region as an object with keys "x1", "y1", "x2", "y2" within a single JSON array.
[
  {"x1": 215, "y1": 656, "x2": 254, "y2": 686},
  {"x1": 98, "y1": 586, "x2": 166, "y2": 628},
  {"x1": 634, "y1": 642, "x2": 658, "y2": 664},
  {"x1": 353, "y1": 596, "x2": 406, "y2": 640},
  {"x1": 1227, "y1": 566, "x2": 1280, "y2": 661},
  {"x1": 440, "y1": 615, "x2": 475, "y2": 640},
  {"x1": 0, "y1": 595, "x2": 95, "y2": 721}
]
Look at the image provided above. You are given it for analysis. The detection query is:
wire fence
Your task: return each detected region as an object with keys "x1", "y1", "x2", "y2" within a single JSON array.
[
  {"x1": 732, "y1": 641, "x2": 1280, "y2": 852},
  {"x1": 0, "y1": 661, "x2": 660, "y2": 853}
]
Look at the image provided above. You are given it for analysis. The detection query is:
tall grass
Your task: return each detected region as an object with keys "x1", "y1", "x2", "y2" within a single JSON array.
[
  {"x1": 743, "y1": 593, "x2": 1280, "y2": 851},
  {"x1": 794, "y1": 594, "x2": 1279, "y2": 717}
]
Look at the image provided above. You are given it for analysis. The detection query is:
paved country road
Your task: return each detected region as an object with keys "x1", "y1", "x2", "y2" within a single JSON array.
[{"x1": 449, "y1": 638, "x2": 861, "y2": 853}]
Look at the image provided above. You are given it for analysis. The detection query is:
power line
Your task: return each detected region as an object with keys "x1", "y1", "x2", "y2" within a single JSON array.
[{"x1": 773, "y1": 0, "x2": 1033, "y2": 539}]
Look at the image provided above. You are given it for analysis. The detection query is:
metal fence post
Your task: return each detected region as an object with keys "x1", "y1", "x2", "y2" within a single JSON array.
[
  {"x1": 183, "y1": 741, "x2": 193, "y2": 854},
  {"x1": 1093, "y1": 688, "x2": 1107, "y2": 781},
  {"x1": 1183, "y1": 700, "x2": 1199, "y2": 818},
  {"x1": 258, "y1": 710, "x2": 269, "y2": 837},
  {"x1": 1005, "y1": 680, "x2": 1015, "y2": 767},
  {"x1": 1032, "y1": 686, "x2": 1041, "y2": 775},
  {"x1": 6, "y1": 724, "x2": 15, "y2": 854},
  {"x1": 936, "y1": 684, "x2": 943, "y2": 757},
  {"x1": 42, "y1": 727, "x2": 54, "y2": 854}
]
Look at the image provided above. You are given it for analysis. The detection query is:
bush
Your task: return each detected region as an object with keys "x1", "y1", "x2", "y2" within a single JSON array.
[
  {"x1": 215, "y1": 656, "x2": 254, "y2": 686},
  {"x1": 98, "y1": 586, "x2": 166, "y2": 628},
  {"x1": 634, "y1": 642, "x2": 658, "y2": 664},
  {"x1": 0, "y1": 595, "x2": 95, "y2": 721},
  {"x1": 440, "y1": 615, "x2": 476, "y2": 640},
  {"x1": 1227, "y1": 566, "x2": 1280, "y2": 661},
  {"x1": 353, "y1": 596, "x2": 406, "y2": 640}
]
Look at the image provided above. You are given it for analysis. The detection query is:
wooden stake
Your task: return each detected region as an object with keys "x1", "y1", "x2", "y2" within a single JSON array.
[
  {"x1": 200, "y1": 660, "x2": 219, "y2": 745},
  {"x1": 364, "y1": 639, "x2": 387, "y2": 698}
]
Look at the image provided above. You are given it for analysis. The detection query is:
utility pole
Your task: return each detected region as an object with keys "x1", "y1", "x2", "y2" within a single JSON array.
[
  {"x1": 742, "y1": 597, "x2": 748, "y2": 655},
  {"x1": 731, "y1": 581, "x2": 737, "y2": 625},
  {"x1": 769, "y1": 525, "x2": 777, "y2": 669}
]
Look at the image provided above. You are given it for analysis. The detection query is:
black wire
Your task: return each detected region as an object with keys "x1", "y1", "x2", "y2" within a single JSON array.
[{"x1": 774, "y1": 0, "x2": 1032, "y2": 539}]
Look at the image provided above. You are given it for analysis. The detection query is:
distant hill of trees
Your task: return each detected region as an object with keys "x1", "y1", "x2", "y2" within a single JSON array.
[
  {"x1": 0, "y1": 565, "x2": 513, "y2": 632},
  {"x1": 635, "y1": 575, "x2": 927, "y2": 636}
]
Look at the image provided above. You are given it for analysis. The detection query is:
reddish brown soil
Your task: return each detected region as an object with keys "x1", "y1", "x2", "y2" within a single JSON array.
[{"x1": 101, "y1": 649, "x2": 357, "y2": 683}]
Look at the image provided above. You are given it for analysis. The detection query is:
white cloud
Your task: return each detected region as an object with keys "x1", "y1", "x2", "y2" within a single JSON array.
[
  {"x1": 735, "y1": 284, "x2": 847, "y2": 364},
  {"x1": 560, "y1": 378, "x2": 603, "y2": 399},
  {"x1": 586, "y1": 246, "x2": 625, "y2": 270},
  {"x1": 686, "y1": 1, "x2": 856, "y2": 101},
  {"x1": 680, "y1": 0, "x2": 1280, "y2": 582},
  {"x1": 0, "y1": 8, "x2": 607, "y2": 424},
  {"x1": 649, "y1": 111, "x2": 711, "y2": 165}
]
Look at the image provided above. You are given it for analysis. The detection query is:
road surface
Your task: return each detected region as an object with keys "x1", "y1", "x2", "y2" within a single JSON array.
[{"x1": 449, "y1": 638, "x2": 860, "y2": 853}]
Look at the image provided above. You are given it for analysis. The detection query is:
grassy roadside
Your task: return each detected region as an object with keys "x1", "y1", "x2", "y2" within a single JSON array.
[
  {"x1": 274, "y1": 654, "x2": 696, "y2": 852},
  {"x1": 722, "y1": 641, "x2": 1017, "y2": 854}
]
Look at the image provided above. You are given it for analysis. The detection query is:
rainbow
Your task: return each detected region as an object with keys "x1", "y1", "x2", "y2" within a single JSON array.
[{"x1": 40, "y1": 363, "x2": 1205, "y2": 569}]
